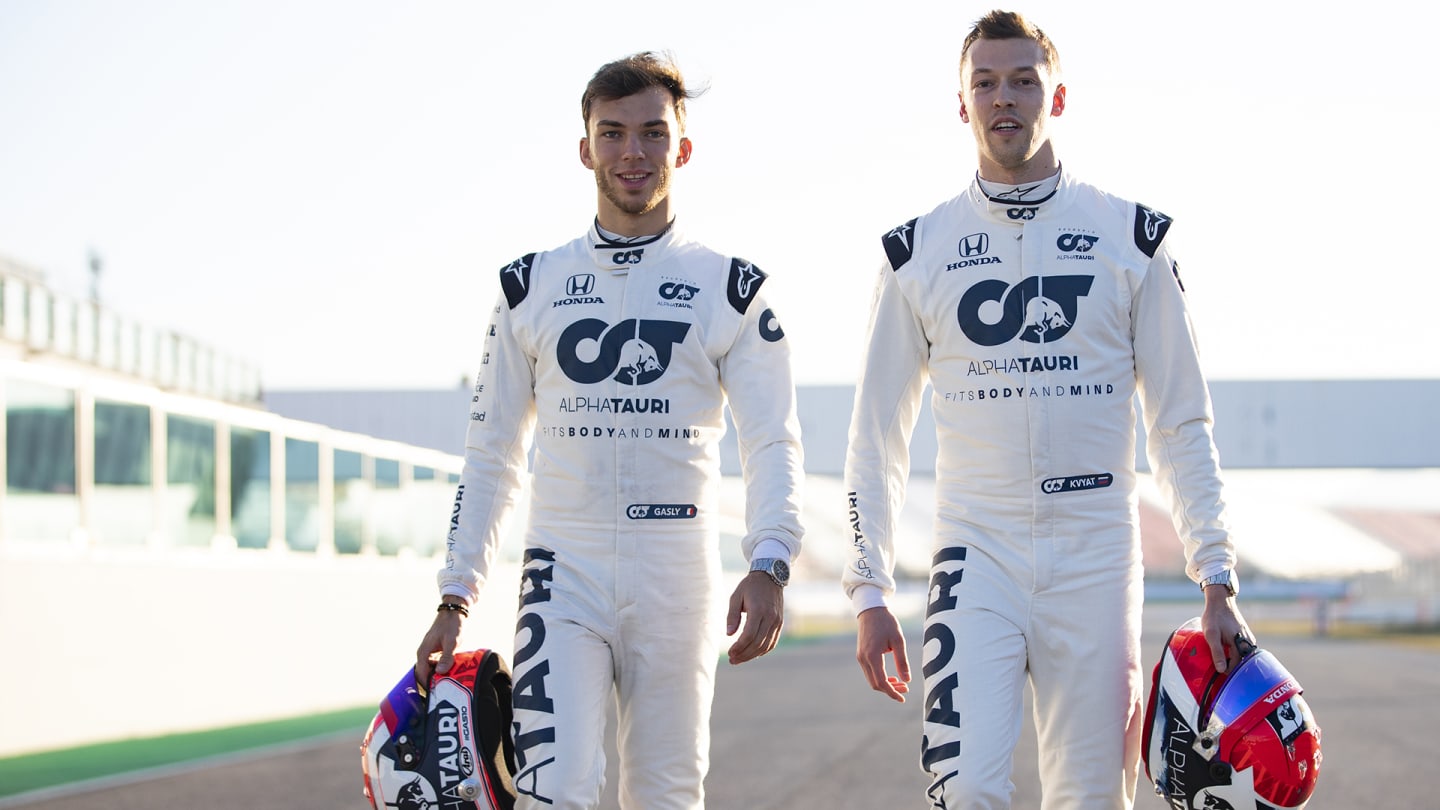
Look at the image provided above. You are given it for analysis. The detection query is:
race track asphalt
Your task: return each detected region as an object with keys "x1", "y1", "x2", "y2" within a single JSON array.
[{"x1": 9, "y1": 604, "x2": 1434, "y2": 809}]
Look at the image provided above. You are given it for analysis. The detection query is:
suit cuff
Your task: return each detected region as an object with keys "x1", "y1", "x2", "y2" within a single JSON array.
[
  {"x1": 850, "y1": 583, "x2": 888, "y2": 616},
  {"x1": 749, "y1": 537, "x2": 792, "y2": 564}
]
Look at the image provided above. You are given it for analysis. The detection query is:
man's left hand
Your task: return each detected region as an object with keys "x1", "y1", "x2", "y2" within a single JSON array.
[{"x1": 725, "y1": 571, "x2": 784, "y2": 665}]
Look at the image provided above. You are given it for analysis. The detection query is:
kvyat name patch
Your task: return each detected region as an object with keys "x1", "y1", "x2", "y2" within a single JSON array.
[
  {"x1": 1041, "y1": 473, "x2": 1113, "y2": 494},
  {"x1": 626, "y1": 504, "x2": 698, "y2": 519}
]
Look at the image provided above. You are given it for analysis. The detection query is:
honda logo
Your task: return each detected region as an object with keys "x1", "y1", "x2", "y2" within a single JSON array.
[
  {"x1": 566, "y1": 274, "x2": 595, "y2": 296},
  {"x1": 959, "y1": 233, "x2": 990, "y2": 258}
]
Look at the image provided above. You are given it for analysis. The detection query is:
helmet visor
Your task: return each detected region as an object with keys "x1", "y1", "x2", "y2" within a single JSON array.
[
  {"x1": 1205, "y1": 649, "x2": 1299, "y2": 731},
  {"x1": 378, "y1": 668, "x2": 428, "y2": 748}
]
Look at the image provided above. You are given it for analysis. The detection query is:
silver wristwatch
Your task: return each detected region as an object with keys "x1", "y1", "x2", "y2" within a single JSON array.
[
  {"x1": 1200, "y1": 569, "x2": 1238, "y2": 597},
  {"x1": 749, "y1": 557, "x2": 791, "y2": 587}
]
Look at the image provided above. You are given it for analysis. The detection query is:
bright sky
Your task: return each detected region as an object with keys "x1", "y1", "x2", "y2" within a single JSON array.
[{"x1": 3, "y1": 0, "x2": 1438, "y2": 390}]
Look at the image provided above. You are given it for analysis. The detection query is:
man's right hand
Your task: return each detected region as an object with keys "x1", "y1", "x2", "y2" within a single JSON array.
[
  {"x1": 416, "y1": 599, "x2": 466, "y2": 683},
  {"x1": 856, "y1": 606, "x2": 910, "y2": 703}
]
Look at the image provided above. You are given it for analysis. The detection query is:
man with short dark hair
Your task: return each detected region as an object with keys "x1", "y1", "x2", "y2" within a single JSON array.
[
  {"x1": 417, "y1": 52, "x2": 804, "y2": 810},
  {"x1": 845, "y1": 11, "x2": 1251, "y2": 808}
]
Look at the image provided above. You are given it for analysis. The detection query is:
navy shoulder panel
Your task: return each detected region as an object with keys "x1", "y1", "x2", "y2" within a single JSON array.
[
  {"x1": 499, "y1": 253, "x2": 537, "y2": 309},
  {"x1": 882, "y1": 218, "x2": 919, "y2": 271},
  {"x1": 726, "y1": 257, "x2": 768, "y2": 314},
  {"x1": 1132, "y1": 205, "x2": 1173, "y2": 259}
]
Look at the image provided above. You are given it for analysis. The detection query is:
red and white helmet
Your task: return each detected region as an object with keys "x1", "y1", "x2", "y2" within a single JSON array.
[
  {"x1": 361, "y1": 649, "x2": 517, "y2": 810},
  {"x1": 1142, "y1": 618, "x2": 1321, "y2": 809}
]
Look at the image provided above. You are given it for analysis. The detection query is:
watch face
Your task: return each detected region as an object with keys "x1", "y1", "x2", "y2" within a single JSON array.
[{"x1": 772, "y1": 559, "x2": 790, "y2": 583}]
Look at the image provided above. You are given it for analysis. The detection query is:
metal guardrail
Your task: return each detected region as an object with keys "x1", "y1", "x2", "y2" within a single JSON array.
[
  {"x1": 1146, "y1": 578, "x2": 1352, "y2": 636},
  {"x1": 1144, "y1": 578, "x2": 1352, "y2": 603},
  {"x1": 0, "y1": 264, "x2": 261, "y2": 404}
]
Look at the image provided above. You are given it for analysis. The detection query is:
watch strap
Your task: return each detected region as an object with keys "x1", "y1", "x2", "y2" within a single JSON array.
[
  {"x1": 749, "y1": 557, "x2": 790, "y2": 587},
  {"x1": 1200, "y1": 569, "x2": 1238, "y2": 597}
]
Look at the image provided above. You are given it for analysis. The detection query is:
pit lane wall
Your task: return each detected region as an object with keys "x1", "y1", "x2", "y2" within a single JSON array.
[
  {"x1": 0, "y1": 358, "x2": 499, "y2": 757},
  {"x1": 0, "y1": 547, "x2": 524, "y2": 758}
]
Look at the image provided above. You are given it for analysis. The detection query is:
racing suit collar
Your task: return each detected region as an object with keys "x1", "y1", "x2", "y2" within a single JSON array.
[
  {"x1": 969, "y1": 165, "x2": 1072, "y2": 222},
  {"x1": 587, "y1": 217, "x2": 680, "y2": 272}
]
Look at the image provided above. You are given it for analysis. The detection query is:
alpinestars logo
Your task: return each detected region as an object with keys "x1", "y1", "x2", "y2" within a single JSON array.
[
  {"x1": 732, "y1": 262, "x2": 762, "y2": 301},
  {"x1": 883, "y1": 218, "x2": 919, "y2": 271},
  {"x1": 726, "y1": 257, "x2": 769, "y2": 314},
  {"x1": 1141, "y1": 209, "x2": 1170, "y2": 243},
  {"x1": 557, "y1": 318, "x2": 690, "y2": 385},
  {"x1": 888, "y1": 222, "x2": 914, "y2": 251},
  {"x1": 990, "y1": 182, "x2": 1044, "y2": 202},
  {"x1": 503, "y1": 256, "x2": 530, "y2": 290},
  {"x1": 957, "y1": 275, "x2": 1094, "y2": 346},
  {"x1": 500, "y1": 253, "x2": 537, "y2": 309},
  {"x1": 1134, "y1": 204, "x2": 1174, "y2": 258}
]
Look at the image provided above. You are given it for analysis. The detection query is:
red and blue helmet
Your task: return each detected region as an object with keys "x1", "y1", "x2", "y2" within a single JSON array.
[
  {"x1": 361, "y1": 650, "x2": 517, "y2": 810},
  {"x1": 1142, "y1": 618, "x2": 1321, "y2": 809}
]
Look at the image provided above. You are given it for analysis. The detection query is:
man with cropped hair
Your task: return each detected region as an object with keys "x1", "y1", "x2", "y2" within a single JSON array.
[
  {"x1": 845, "y1": 11, "x2": 1252, "y2": 808},
  {"x1": 417, "y1": 52, "x2": 805, "y2": 809}
]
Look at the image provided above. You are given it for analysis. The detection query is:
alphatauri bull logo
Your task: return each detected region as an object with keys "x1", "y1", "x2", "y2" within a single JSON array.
[
  {"x1": 956, "y1": 275, "x2": 1094, "y2": 346},
  {"x1": 616, "y1": 339, "x2": 663, "y2": 384},
  {"x1": 1199, "y1": 791, "x2": 1235, "y2": 810},
  {"x1": 1022, "y1": 296, "x2": 1072, "y2": 340},
  {"x1": 388, "y1": 776, "x2": 437, "y2": 810},
  {"x1": 557, "y1": 318, "x2": 691, "y2": 386}
]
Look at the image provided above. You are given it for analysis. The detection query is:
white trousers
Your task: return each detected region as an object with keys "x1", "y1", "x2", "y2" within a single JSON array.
[
  {"x1": 509, "y1": 537, "x2": 720, "y2": 810},
  {"x1": 919, "y1": 526, "x2": 1145, "y2": 809}
]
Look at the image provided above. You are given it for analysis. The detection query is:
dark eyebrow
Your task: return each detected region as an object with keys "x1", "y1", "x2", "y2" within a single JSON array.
[
  {"x1": 970, "y1": 65, "x2": 1041, "y2": 77},
  {"x1": 595, "y1": 118, "x2": 670, "y2": 129}
]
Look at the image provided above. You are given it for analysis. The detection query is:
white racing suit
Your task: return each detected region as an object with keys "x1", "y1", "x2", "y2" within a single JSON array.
[
  {"x1": 843, "y1": 173, "x2": 1235, "y2": 809},
  {"x1": 441, "y1": 220, "x2": 804, "y2": 810}
]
